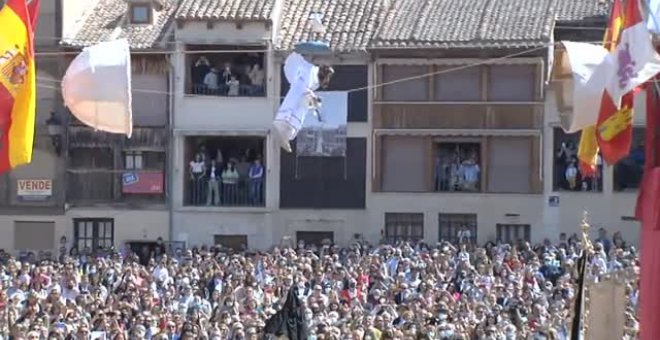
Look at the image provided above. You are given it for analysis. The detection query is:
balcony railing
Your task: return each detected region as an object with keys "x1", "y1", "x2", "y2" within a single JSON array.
[
  {"x1": 188, "y1": 84, "x2": 265, "y2": 97},
  {"x1": 186, "y1": 177, "x2": 265, "y2": 207}
]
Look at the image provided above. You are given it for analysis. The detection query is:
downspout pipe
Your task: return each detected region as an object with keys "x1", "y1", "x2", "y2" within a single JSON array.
[{"x1": 166, "y1": 52, "x2": 175, "y2": 243}]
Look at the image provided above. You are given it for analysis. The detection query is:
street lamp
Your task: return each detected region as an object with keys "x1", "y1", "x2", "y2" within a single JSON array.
[{"x1": 45, "y1": 111, "x2": 63, "y2": 156}]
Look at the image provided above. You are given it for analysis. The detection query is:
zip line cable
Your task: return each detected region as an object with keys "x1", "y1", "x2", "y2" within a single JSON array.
[{"x1": 34, "y1": 43, "x2": 551, "y2": 98}]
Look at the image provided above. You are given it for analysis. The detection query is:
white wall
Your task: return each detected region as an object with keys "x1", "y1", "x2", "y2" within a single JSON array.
[
  {"x1": 175, "y1": 22, "x2": 271, "y2": 44},
  {"x1": 66, "y1": 208, "x2": 169, "y2": 244},
  {"x1": 174, "y1": 97, "x2": 276, "y2": 130},
  {"x1": 172, "y1": 211, "x2": 275, "y2": 249},
  {"x1": 61, "y1": 0, "x2": 97, "y2": 43},
  {"x1": 0, "y1": 209, "x2": 168, "y2": 253}
]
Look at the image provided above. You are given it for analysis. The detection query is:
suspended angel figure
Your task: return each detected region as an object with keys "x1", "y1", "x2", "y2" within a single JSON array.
[{"x1": 273, "y1": 52, "x2": 334, "y2": 152}]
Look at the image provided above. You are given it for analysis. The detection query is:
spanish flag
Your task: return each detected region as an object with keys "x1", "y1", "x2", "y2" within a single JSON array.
[
  {"x1": 0, "y1": 0, "x2": 38, "y2": 173},
  {"x1": 576, "y1": 0, "x2": 623, "y2": 175}
]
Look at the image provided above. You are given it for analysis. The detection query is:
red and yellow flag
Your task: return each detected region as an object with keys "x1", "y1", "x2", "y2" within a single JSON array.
[
  {"x1": 595, "y1": 0, "x2": 645, "y2": 165},
  {"x1": 577, "y1": 0, "x2": 624, "y2": 175},
  {"x1": 0, "y1": 0, "x2": 38, "y2": 173}
]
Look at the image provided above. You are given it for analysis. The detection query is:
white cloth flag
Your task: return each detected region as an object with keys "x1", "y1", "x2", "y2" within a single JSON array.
[
  {"x1": 62, "y1": 39, "x2": 133, "y2": 137},
  {"x1": 273, "y1": 53, "x2": 320, "y2": 152},
  {"x1": 556, "y1": 41, "x2": 610, "y2": 132},
  {"x1": 599, "y1": 14, "x2": 660, "y2": 106},
  {"x1": 562, "y1": 11, "x2": 660, "y2": 133},
  {"x1": 647, "y1": 0, "x2": 660, "y2": 33}
]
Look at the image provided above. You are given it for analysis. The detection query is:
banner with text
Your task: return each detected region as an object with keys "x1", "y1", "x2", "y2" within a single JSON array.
[
  {"x1": 17, "y1": 179, "x2": 52, "y2": 201},
  {"x1": 122, "y1": 171, "x2": 164, "y2": 194}
]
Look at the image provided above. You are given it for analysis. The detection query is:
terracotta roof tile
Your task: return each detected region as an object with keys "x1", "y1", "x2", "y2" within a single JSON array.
[
  {"x1": 555, "y1": 0, "x2": 611, "y2": 22},
  {"x1": 276, "y1": 0, "x2": 389, "y2": 52},
  {"x1": 61, "y1": 0, "x2": 175, "y2": 49},
  {"x1": 371, "y1": 0, "x2": 556, "y2": 49},
  {"x1": 175, "y1": 0, "x2": 274, "y2": 21}
]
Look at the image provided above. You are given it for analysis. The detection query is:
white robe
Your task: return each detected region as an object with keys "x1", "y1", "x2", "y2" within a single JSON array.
[{"x1": 273, "y1": 53, "x2": 320, "y2": 149}]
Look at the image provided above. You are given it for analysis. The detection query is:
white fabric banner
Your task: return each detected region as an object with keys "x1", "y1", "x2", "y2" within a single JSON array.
[
  {"x1": 556, "y1": 41, "x2": 609, "y2": 132},
  {"x1": 61, "y1": 39, "x2": 133, "y2": 137},
  {"x1": 600, "y1": 21, "x2": 660, "y2": 105},
  {"x1": 585, "y1": 279, "x2": 626, "y2": 340},
  {"x1": 557, "y1": 21, "x2": 660, "y2": 133}
]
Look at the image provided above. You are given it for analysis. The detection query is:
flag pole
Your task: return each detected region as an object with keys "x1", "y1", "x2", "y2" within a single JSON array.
[{"x1": 571, "y1": 211, "x2": 593, "y2": 340}]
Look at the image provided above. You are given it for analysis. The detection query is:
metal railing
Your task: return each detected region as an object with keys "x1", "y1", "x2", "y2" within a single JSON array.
[
  {"x1": 186, "y1": 177, "x2": 265, "y2": 207},
  {"x1": 187, "y1": 84, "x2": 266, "y2": 97}
]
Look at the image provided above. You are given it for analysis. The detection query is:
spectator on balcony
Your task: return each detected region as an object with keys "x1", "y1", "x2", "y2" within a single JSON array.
[
  {"x1": 221, "y1": 162, "x2": 240, "y2": 204},
  {"x1": 222, "y1": 63, "x2": 233, "y2": 94},
  {"x1": 203, "y1": 68, "x2": 219, "y2": 95},
  {"x1": 448, "y1": 154, "x2": 461, "y2": 191},
  {"x1": 227, "y1": 75, "x2": 240, "y2": 97},
  {"x1": 249, "y1": 63, "x2": 265, "y2": 95},
  {"x1": 249, "y1": 158, "x2": 264, "y2": 205},
  {"x1": 191, "y1": 56, "x2": 210, "y2": 94},
  {"x1": 565, "y1": 158, "x2": 578, "y2": 190},
  {"x1": 239, "y1": 65, "x2": 252, "y2": 94},
  {"x1": 206, "y1": 160, "x2": 221, "y2": 206},
  {"x1": 459, "y1": 153, "x2": 480, "y2": 191},
  {"x1": 189, "y1": 154, "x2": 206, "y2": 205}
]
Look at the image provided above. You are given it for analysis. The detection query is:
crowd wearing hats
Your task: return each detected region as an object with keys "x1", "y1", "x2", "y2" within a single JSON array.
[{"x1": 0, "y1": 229, "x2": 639, "y2": 340}]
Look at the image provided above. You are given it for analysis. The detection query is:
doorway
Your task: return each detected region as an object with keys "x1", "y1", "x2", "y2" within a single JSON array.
[
  {"x1": 296, "y1": 231, "x2": 334, "y2": 246},
  {"x1": 214, "y1": 234, "x2": 248, "y2": 251},
  {"x1": 127, "y1": 241, "x2": 159, "y2": 265}
]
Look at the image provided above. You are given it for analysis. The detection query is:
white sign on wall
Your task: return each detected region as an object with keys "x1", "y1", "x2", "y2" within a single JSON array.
[{"x1": 17, "y1": 179, "x2": 52, "y2": 200}]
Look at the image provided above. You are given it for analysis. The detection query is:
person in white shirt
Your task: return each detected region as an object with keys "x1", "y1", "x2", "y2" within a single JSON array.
[
  {"x1": 227, "y1": 76, "x2": 240, "y2": 96},
  {"x1": 152, "y1": 261, "x2": 169, "y2": 283},
  {"x1": 189, "y1": 154, "x2": 206, "y2": 205},
  {"x1": 457, "y1": 226, "x2": 472, "y2": 244},
  {"x1": 460, "y1": 156, "x2": 480, "y2": 191},
  {"x1": 565, "y1": 159, "x2": 578, "y2": 190},
  {"x1": 203, "y1": 68, "x2": 219, "y2": 94},
  {"x1": 249, "y1": 63, "x2": 265, "y2": 95}
]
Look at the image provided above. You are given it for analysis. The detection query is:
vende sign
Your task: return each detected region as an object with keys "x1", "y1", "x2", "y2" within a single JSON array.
[{"x1": 17, "y1": 179, "x2": 52, "y2": 199}]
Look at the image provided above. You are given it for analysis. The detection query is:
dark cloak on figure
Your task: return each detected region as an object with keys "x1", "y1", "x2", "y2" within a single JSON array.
[{"x1": 263, "y1": 286, "x2": 308, "y2": 340}]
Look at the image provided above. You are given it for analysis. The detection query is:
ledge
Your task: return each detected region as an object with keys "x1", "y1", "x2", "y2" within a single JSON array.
[{"x1": 174, "y1": 206, "x2": 273, "y2": 214}]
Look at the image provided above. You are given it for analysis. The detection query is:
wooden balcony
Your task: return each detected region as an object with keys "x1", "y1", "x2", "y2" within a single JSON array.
[
  {"x1": 67, "y1": 126, "x2": 168, "y2": 149},
  {"x1": 67, "y1": 170, "x2": 166, "y2": 207},
  {"x1": 373, "y1": 102, "x2": 543, "y2": 130}
]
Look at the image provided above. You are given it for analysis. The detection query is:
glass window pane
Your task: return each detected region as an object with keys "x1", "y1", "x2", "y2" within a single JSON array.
[
  {"x1": 85, "y1": 222, "x2": 93, "y2": 237},
  {"x1": 126, "y1": 155, "x2": 134, "y2": 169},
  {"x1": 386, "y1": 225, "x2": 396, "y2": 237},
  {"x1": 132, "y1": 5, "x2": 149, "y2": 23},
  {"x1": 396, "y1": 225, "x2": 406, "y2": 236},
  {"x1": 135, "y1": 154, "x2": 143, "y2": 169},
  {"x1": 104, "y1": 223, "x2": 113, "y2": 239}
]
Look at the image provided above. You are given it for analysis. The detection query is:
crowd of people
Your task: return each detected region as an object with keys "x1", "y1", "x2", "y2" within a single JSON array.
[
  {"x1": 0, "y1": 229, "x2": 638, "y2": 339},
  {"x1": 190, "y1": 55, "x2": 266, "y2": 97}
]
